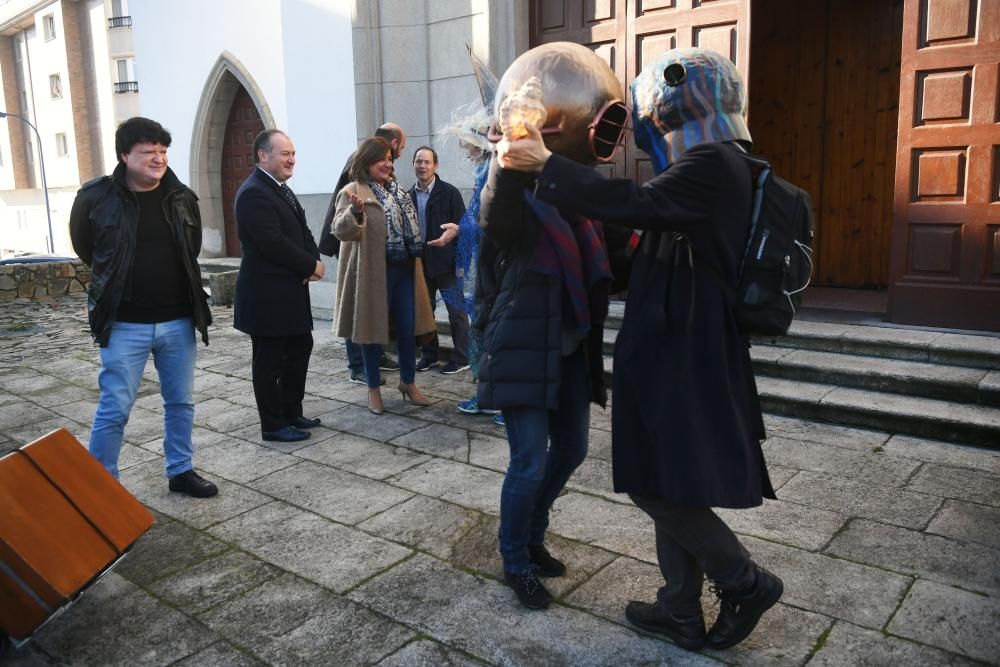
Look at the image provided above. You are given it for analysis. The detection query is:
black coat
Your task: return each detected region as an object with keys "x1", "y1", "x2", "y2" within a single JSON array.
[
  {"x1": 233, "y1": 168, "x2": 319, "y2": 337},
  {"x1": 408, "y1": 177, "x2": 466, "y2": 278},
  {"x1": 476, "y1": 158, "x2": 629, "y2": 411},
  {"x1": 69, "y1": 165, "x2": 211, "y2": 347},
  {"x1": 534, "y1": 143, "x2": 775, "y2": 509}
]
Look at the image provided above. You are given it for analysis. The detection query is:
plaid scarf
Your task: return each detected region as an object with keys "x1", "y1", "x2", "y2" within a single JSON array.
[
  {"x1": 526, "y1": 195, "x2": 612, "y2": 334},
  {"x1": 369, "y1": 178, "x2": 423, "y2": 261}
]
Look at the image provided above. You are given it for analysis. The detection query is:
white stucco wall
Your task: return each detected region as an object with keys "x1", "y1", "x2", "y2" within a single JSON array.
[{"x1": 129, "y1": 0, "x2": 355, "y2": 195}]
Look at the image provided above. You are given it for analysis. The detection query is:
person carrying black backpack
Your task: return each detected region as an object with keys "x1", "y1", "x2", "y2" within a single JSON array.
[{"x1": 498, "y1": 48, "x2": 783, "y2": 651}]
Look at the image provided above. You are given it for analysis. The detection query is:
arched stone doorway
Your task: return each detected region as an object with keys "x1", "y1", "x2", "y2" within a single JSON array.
[
  {"x1": 189, "y1": 52, "x2": 274, "y2": 258},
  {"x1": 220, "y1": 88, "x2": 264, "y2": 256}
]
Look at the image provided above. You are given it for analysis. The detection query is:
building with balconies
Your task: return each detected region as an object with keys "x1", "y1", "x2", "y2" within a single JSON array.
[{"x1": 0, "y1": 0, "x2": 140, "y2": 257}]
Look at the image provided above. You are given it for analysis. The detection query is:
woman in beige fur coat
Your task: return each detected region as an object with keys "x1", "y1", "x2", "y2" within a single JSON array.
[{"x1": 332, "y1": 137, "x2": 436, "y2": 414}]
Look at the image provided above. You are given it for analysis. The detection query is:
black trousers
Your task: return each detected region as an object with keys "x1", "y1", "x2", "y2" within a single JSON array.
[
  {"x1": 420, "y1": 271, "x2": 470, "y2": 365},
  {"x1": 250, "y1": 332, "x2": 313, "y2": 432},
  {"x1": 629, "y1": 493, "x2": 756, "y2": 618}
]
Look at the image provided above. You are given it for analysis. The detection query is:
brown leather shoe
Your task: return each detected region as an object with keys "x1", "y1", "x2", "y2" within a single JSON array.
[
  {"x1": 397, "y1": 382, "x2": 431, "y2": 406},
  {"x1": 368, "y1": 388, "x2": 384, "y2": 415}
]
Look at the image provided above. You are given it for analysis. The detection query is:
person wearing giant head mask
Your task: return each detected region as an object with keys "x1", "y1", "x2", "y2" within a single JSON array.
[
  {"x1": 498, "y1": 48, "x2": 783, "y2": 651},
  {"x1": 476, "y1": 41, "x2": 634, "y2": 610}
]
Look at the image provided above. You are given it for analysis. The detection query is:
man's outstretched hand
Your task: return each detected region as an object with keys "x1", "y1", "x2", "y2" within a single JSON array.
[{"x1": 426, "y1": 223, "x2": 459, "y2": 247}]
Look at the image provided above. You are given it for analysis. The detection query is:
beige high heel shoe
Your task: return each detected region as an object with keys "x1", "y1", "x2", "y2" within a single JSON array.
[
  {"x1": 367, "y1": 388, "x2": 384, "y2": 415},
  {"x1": 397, "y1": 382, "x2": 431, "y2": 407}
]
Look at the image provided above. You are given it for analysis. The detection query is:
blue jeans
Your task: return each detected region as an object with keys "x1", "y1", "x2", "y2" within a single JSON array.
[
  {"x1": 345, "y1": 338, "x2": 364, "y2": 374},
  {"x1": 89, "y1": 318, "x2": 196, "y2": 479},
  {"x1": 499, "y1": 345, "x2": 589, "y2": 573},
  {"x1": 363, "y1": 260, "x2": 416, "y2": 387}
]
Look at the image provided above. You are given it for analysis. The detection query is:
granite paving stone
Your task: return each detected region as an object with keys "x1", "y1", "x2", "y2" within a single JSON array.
[
  {"x1": 46, "y1": 396, "x2": 101, "y2": 423},
  {"x1": 172, "y1": 641, "x2": 266, "y2": 667},
  {"x1": 29, "y1": 573, "x2": 219, "y2": 667},
  {"x1": 763, "y1": 436, "x2": 921, "y2": 487},
  {"x1": 547, "y1": 492, "x2": 658, "y2": 564},
  {"x1": 826, "y1": 519, "x2": 1000, "y2": 596},
  {"x1": 1, "y1": 416, "x2": 84, "y2": 445},
  {"x1": 114, "y1": 514, "x2": 232, "y2": 586},
  {"x1": 322, "y1": 403, "x2": 428, "y2": 441},
  {"x1": 447, "y1": 513, "x2": 617, "y2": 599},
  {"x1": 926, "y1": 499, "x2": 1000, "y2": 550},
  {"x1": 883, "y1": 434, "x2": 1000, "y2": 474},
  {"x1": 188, "y1": 435, "x2": 300, "y2": 483},
  {"x1": 565, "y1": 457, "x2": 617, "y2": 500},
  {"x1": 199, "y1": 573, "x2": 415, "y2": 666},
  {"x1": 193, "y1": 398, "x2": 262, "y2": 433},
  {"x1": 0, "y1": 400, "x2": 61, "y2": 430},
  {"x1": 145, "y1": 550, "x2": 284, "y2": 616},
  {"x1": 390, "y1": 422, "x2": 471, "y2": 461},
  {"x1": 762, "y1": 414, "x2": 890, "y2": 451},
  {"x1": 375, "y1": 640, "x2": 486, "y2": 666},
  {"x1": 716, "y1": 499, "x2": 847, "y2": 551},
  {"x1": 466, "y1": 430, "x2": 510, "y2": 471},
  {"x1": 358, "y1": 494, "x2": 480, "y2": 559},
  {"x1": 208, "y1": 501, "x2": 412, "y2": 592},
  {"x1": 388, "y1": 458, "x2": 506, "y2": 514},
  {"x1": 121, "y1": 460, "x2": 272, "y2": 530},
  {"x1": 907, "y1": 463, "x2": 1000, "y2": 507},
  {"x1": 20, "y1": 381, "x2": 97, "y2": 407},
  {"x1": 123, "y1": 406, "x2": 174, "y2": 445},
  {"x1": 777, "y1": 471, "x2": 942, "y2": 529},
  {"x1": 887, "y1": 580, "x2": 1000, "y2": 664},
  {"x1": 250, "y1": 460, "x2": 414, "y2": 525},
  {"x1": 2, "y1": 293, "x2": 995, "y2": 665},
  {"x1": 350, "y1": 554, "x2": 720, "y2": 667},
  {"x1": 741, "y1": 536, "x2": 911, "y2": 629},
  {"x1": 808, "y1": 621, "x2": 981, "y2": 667},
  {"x1": 294, "y1": 432, "x2": 430, "y2": 478}
]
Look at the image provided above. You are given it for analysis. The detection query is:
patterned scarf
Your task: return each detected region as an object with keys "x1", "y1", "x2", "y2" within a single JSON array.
[
  {"x1": 369, "y1": 178, "x2": 423, "y2": 262},
  {"x1": 526, "y1": 195, "x2": 612, "y2": 334}
]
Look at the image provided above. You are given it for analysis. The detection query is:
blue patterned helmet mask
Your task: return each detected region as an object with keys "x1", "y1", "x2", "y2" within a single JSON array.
[{"x1": 632, "y1": 48, "x2": 752, "y2": 173}]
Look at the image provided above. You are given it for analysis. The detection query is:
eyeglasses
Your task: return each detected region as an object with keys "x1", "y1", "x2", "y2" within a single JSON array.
[{"x1": 486, "y1": 99, "x2": 630, "y2": 163}]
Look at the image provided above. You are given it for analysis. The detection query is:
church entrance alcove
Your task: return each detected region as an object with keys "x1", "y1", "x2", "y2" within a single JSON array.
[
  {"x1": 221, "y1": 87, "x2": 264, "y2": 257},
  {"x1": 189, "y1": 52, "x2": 274, "y2": 259}
]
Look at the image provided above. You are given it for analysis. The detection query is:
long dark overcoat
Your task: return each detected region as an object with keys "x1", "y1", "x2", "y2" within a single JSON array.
[
  {"x1": 233, "y1": 167, "x2": 319, "y2": 337},
  {"x1": 534, "y1": 142, "x2": 775, "y2": 508}
]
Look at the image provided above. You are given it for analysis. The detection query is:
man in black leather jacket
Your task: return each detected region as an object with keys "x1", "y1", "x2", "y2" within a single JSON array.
[{"x1": 69, "y1": 117, "x2": 216, "y2": 498}]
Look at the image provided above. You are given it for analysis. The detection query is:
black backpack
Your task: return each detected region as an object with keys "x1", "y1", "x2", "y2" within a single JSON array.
[{"x1": 703, "y1": 146, "x2": 815, "y2": 336}]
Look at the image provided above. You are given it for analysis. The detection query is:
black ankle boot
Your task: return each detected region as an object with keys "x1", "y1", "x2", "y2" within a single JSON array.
[
  {"x1": 528, "y1": 543, "x2": 566, "y2": 577},
  {"x1": 625, "y1": 600, "x2": 706, "y2": 650},
  {"x1": 706, "y1": 566, "x2": 783, "y2": 649},
  {"x1": 504, "y1": 568, "x2": 553, "y2": 610}
]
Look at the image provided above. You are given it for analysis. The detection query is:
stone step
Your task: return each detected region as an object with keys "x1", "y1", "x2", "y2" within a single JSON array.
[
  {"x1": 432, "y1": 311, "x2": 1000, "y2": 448},
  {"x1": 752, "y1": 347, "x2": 1000, "y2": 407}
]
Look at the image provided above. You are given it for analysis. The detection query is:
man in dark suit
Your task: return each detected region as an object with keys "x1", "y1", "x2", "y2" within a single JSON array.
[{"x1": 234, "y1": 129, "x2": 323, "y2": 443}]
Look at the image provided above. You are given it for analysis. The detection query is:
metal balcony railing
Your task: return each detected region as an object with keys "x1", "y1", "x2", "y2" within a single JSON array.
[
  {"x1": 108, "y1": 16, "x2": 132, "y2": 28},
  {"x1": 114, "y1": 81, "x2": 139, "y2": 94}
]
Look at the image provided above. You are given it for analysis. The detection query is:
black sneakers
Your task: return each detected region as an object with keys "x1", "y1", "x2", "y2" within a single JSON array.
[
  {"x1": 416, "y1": 357, "x2": 438, "y2": 372},
  {"x1": 528, "y1": 543, "x2": 566, "y2": 577},
  {"x1": 348, "y1": 371, "x2": 385, "y2": 386},
  {"x1": 379, "y1": 354, "x2": 400, "y2": 371},
  {"x1": 504, "y1": 568, "x2": 553, "y2": 610},
  {"x1": 706, "y1": 566, "x2": 784, "y2": 649},
  {"x1": 168, "y1": 470, "x2": 218, "y2": 498},
  {"x1": 625, "y1": 601, "x2": 706, "y2": 651},
  {"x1": 440, "y1": 361, "x2": 470, "y2": 375}
]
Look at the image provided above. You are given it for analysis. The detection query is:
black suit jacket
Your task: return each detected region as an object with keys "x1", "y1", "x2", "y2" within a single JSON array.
[{"x1": 233, "y1": 167, "x2": 319, "y2": 336}]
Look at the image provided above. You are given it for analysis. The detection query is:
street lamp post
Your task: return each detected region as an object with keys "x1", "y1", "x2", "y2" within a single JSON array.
[{"x1": 0, "y1": 110, "x2": 55, "y2": 253}]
